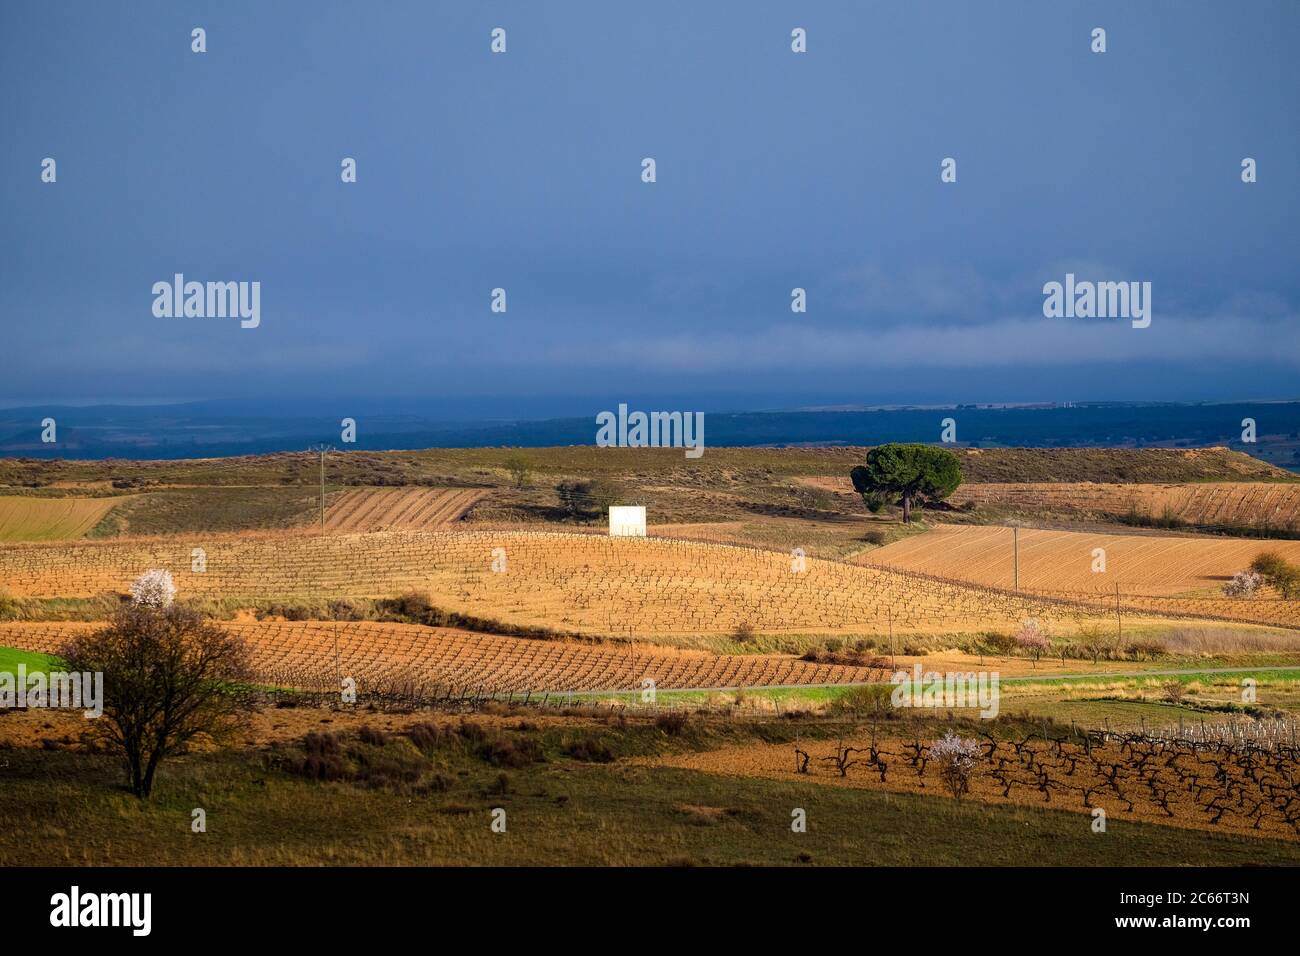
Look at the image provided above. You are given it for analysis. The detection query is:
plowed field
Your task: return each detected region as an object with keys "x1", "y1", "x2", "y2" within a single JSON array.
[
  {"x1": 650, "y1": 732, "x2": 1300, "y2": 842},
  {"x1": 950, "y1": 481, "x2": 1300, "y2": 528},
  {"x1": 322, "y1": 487, "x2": 484, "y2": 531},
  {"x1": 0, "y1": 620, "x2": 883, "y2": 693},
  {"x1": 862, "y1": 525, "x2": 1300, "y2": 596}
]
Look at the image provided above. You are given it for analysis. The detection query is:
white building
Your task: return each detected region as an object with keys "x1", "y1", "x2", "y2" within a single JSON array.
[{"x1": 608, "y1": 505, "x2": 646, "y2": 537}]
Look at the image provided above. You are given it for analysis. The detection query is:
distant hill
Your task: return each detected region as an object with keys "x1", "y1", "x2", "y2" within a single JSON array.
[
  {"x1": 1, "y1": 400, "x2": 1298, "y2": 469},
  {"x1": 0, "y1": 444, "x2": 1290, "y2": 491},
  {"x1": 951, "y1": 447, "x2": 1294, "y2": 483}
]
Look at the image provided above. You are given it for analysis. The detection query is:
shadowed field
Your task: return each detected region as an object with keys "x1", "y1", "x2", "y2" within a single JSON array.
[{"x1": 3, "y1": 713, "x2": 1298, "y2": 867}]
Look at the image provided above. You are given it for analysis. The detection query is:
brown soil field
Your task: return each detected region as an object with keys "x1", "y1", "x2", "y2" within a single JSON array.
[
  {"x1": 949, "y1": 481, "x2": 1300, "y2": 528},
  {"x1": 0, "y1": 495, "x2": 120, "y2": 541},
  {"x1": 323, "y1": 487, "x2": 484, "y2": 531},
  {"x1": 0, "y1": 702, "x2": 596, "y2": 751},
  {"x1": 648, "y1": 733, "x2": 1300, "y2": 842},
  {"x1": 0, "y1": 620, "x2": 884, "y2": 693},
  {"x1": 0, "y1": 529, "x2": 1170, "y2": 637},
  {"x1": 862, "y1": 524, "x2": 1300, "y2": 597}
]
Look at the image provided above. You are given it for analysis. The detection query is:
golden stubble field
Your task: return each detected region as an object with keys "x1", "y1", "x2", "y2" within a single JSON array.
[
  {"x1": 0, "y1": 495, "x2": 120, "y2": 542},
  {"x1": 862, "y1": 524, "x2": 1300, "y2": 595}
]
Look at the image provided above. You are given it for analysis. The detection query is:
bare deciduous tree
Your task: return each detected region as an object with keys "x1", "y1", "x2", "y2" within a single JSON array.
[{"x1": 60, "y1": 604, "x2": 254, "y2": 798}]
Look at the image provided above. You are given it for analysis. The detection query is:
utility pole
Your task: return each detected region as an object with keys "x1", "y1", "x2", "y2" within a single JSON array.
[
  {"x1": 307, "y1": 443, "x2": 334, "y2": 532},
  {"x1": 1012, "y1": 524, "x2": 1020, "y2": 591},
  {"x1": 1115, "y1": 581, "x2": 1122, "y2": 648},
  {"x1": 888, "y1": 605, "x2": 895, "y2": 670}
]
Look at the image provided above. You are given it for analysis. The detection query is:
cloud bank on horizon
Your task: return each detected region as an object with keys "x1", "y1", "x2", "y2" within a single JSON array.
[{"x1": 3, "y1": 1, "x2": 1297, "y2": 412}]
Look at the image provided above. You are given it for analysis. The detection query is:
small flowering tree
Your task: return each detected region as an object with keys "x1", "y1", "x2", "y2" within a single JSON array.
[
  {"x1": 930, "y1": 732, "x2": 981, "y2": 800},
  {"x1": 1014, "y1": 619, "x2": 1051, "y2": 666},
  {"x1": 130, "y1": 569, "x2": 176, "y2": 608},
  {"x1": 1223, "y1": 570, "x2": 1262, "y2": 598}
]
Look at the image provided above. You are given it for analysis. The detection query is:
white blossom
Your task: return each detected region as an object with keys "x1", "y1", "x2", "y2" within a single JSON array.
[
  {"x1": 930, "y1": 732, "x2": 980, "y2": 767},
  {"x1": 130, "y1": 569, "x2": 176, "y2": 607},
  {"x1": 1223, "y1": 570, "x2": 1261, "y2": 598},
  {"x1": 931, "y1": 732, "x2": 981, "y2": 800}
]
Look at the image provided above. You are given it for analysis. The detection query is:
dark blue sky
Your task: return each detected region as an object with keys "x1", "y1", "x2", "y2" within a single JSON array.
[{"x1": 3, "y1": 1, "x2": 1298, "y2": 417}]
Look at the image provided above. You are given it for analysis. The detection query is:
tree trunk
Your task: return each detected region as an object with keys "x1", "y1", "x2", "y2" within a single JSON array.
[
  {"x1": 141, "y1": 748, "x2": 164, "y2": 798},
  {"x1": 901, "y1": 492, "x2": 913, "y2": 523},
  {"x1": 127, "y1": 749, "x2": 145, "y2": 798}
]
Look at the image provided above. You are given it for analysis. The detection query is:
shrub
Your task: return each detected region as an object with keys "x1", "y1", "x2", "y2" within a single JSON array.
[
  {"x1": 328, "y1": 598, "x2": 366, "y2": 621},
  {"x1": 477, "y1": 734, "x2": 544, "y2": 768},
  {"x1": 861, "y1": 492, "x2": 888, "y2": 514},
  {"x1": 457, "y1": 719, "x2": 488, "y2": 743},
  {"x1": 502, "y1": 455, "x2": 532, "y2": 489},
  {"x1": 792, "y1": 485, "x2": 836, "y2": 511},
  {"x1": 1250, "y1": 552, "x2": 1300, "y2": 598},
  {"x1": 1250, "y1": 551, "x2": 1288, "y2": 580},
  {"x1": 303, "y1": 731, "x2": 341, "y2": 757},
  {"x1": 829, "y1": 684, "x2": 892, "y2": 716},
  {"x1": 1079, "y1": 640, "x2": 1108, "y2": 664},
  {"x1": 279, "y1": 603, "x2": 314, "y2": 622},
  {"x1": 423, "y1": 772, "x2": 454, "y2": 793},
  {"x1": 655, "y1": 711, "x2": 689, "y2": 736},
  {"x1": 732, "y1": 621, "x2": 756, "y2": 644},
  {"x1": 565, "y1": 738, "x2": 614, "y2": 762},
  {"x1": 555, "y1": 478, "x2": 625, "y2": 518},
  {"x1": 280, "y1": 731, "x2": 432, "y2": 788},
  {"x1": 296, "y1": 751, "x2": 350, "y2": 781},
  {"x1": 981, "y1": 631, "x2": 1018, "y2": 655},
  {"x1": 391, "y1": 590, "x2": 434, "y2": 620},
  {"x1": 1160, "y1": 680, "x2": 1186, "y2": 705},
  {"x1": 1075, "y1": 622, "x2": 1108, "y2": 663},
  {"x1": 1129, "y1": 639, "x2": 1167, "y2": 661},
  {"x1": 406, "y1": 722, "x2": 450, "y2": 753}
]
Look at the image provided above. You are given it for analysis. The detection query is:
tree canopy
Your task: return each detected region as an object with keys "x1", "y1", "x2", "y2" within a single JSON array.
[{"x1": 849, "y1": 443, "x2": 963, "y2": 523}]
